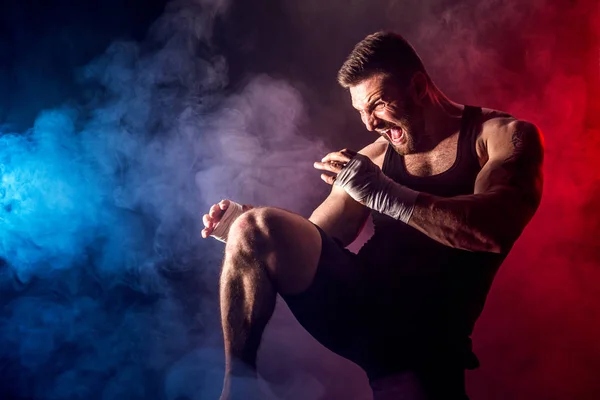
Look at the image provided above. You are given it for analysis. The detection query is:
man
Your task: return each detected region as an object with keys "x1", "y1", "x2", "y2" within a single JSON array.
[{"x1": 201, "y1": 32, "x2": 544, "y2": 399}]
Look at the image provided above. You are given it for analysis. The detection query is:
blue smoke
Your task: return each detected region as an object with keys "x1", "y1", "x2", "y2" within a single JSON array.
[{"x1": 0, "y1": 0, "x2": 324, "y2": 398}]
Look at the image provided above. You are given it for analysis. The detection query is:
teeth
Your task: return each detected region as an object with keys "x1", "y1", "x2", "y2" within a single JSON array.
[{"x1": 380, "y1": 129, "x2": 401, "y2": 141}]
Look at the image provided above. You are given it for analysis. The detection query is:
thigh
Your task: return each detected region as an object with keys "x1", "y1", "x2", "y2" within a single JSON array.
[
  {"x1": 229, "y1": 206, "x2": 323, "y2": 295},
  {"x1": 280, "y1": 224, "x2": 372, "y2": 365}
]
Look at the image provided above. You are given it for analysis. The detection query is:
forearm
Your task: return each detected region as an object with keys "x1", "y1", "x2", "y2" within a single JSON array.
[
  {"x1": 408, "y1": 191, "x2": 521, "y2": 253},
  {"x1": 327, "y1": 150, "x2": 539, "y2": 254},
  {"x1": 309, "y1": 203, "x2": 367, "y2": 247}
]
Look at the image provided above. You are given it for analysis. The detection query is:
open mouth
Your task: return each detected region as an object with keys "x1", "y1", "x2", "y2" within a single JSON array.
[{"x1": 383, "y1": 128, "x2": 404, "y2": 144}]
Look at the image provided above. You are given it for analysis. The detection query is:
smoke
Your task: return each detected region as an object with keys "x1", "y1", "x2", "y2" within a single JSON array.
[
  {"x1": 259, "y1": 0, "x2": 600, "y2": 399},
  {"x1": 0, "y1": 0, "x2": 326, "y2": 399},
  {"x1": 194, "y1": 75, "x2": 326, "y2": 210},
  {"x1": 1, "y1": 0, "x2": 599, "y2": 399}
]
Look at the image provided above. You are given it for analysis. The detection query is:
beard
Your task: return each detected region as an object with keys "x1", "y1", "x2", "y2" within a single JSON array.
[{"x1": 377, "y1": 97, "x2": 424, "y2": 156}]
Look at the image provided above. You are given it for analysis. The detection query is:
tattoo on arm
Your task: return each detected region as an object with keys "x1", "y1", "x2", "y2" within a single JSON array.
[{"x1": 503, "y1": 125, "x2": 544, "y2": 208}]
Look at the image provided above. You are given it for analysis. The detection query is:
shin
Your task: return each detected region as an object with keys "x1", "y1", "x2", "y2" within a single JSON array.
[{"x1": 219, "y1": 210, "x2": 277, "y2": 398}]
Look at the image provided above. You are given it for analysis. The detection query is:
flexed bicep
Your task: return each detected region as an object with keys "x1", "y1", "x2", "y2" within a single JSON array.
[
  {"x1": 475, "y1": 120, "x2": 544, "y2": 212},
  {"x1": 467, "y1": 120, "x2": 545, "y2": 249}
]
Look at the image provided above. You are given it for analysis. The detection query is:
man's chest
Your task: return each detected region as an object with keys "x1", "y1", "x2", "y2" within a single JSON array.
[{"x1": 403, "y1": 133, "x2": 460, "y2": 177}]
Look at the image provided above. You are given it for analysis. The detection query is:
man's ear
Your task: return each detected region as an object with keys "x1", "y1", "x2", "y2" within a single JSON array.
[{"x1": 408, "y1": 72, "x2": 428, "y2": 104}]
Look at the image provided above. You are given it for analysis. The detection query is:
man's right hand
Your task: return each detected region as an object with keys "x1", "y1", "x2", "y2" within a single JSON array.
[{"x1": 201, "y1": 200, "x2": 253, "y2": 239}]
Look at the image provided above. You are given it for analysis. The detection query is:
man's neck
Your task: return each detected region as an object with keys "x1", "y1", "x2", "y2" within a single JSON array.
[{"x1": 416, "y1": 92, "x2": 464, "y2": 153}]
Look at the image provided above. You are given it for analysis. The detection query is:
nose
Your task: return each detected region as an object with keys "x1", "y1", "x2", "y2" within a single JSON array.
[{"x1": 362, "y1": 112, "x2": 380, "y2": 132}]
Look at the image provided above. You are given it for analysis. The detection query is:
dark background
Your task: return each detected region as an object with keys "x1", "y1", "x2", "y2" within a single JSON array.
[{"x1": 0, "y1": 0, "x2": 599, "y2": 399}]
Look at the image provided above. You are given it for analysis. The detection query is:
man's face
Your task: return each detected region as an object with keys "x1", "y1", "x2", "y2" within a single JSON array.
[{"x1": 349, "y1": 73, "x2": 422, "y2": 155}]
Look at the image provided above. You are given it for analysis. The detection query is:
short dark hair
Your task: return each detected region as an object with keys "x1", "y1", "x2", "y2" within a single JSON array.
[{"x1": 337, "y1": 31, "x2": 428, "y2": 88}]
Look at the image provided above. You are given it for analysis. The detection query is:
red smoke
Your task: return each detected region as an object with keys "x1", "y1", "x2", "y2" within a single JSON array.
[
  {"x1": 230, "y1": 0, "x2": 600, "y2": 398},
  {"x1": 467, "y1": 1, "x2": 600, "y2": 399}
]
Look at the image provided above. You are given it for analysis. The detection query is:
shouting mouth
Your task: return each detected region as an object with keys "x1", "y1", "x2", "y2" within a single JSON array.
[{"x1": 382, "y1": 128, "x2": 404, "y2": 144}]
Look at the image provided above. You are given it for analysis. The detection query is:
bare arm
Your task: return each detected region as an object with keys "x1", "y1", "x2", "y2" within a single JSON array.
[
  {"x1": 201, "y1": 139, "x2": 385, "y2": 244},
  {"x1": 408, "y1": 119, "x2": 544, "y2": 253},
  {"x1": 309, "y1": 139, "x2": 387, "y2": 246},
  {"x1": 308, "y1": 185, "x2": 369, "y2": 246}
]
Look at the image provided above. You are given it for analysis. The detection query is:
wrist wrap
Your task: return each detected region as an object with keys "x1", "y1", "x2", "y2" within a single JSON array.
[
  {"x1": 334, "y1": 154, "x2": 419, "y2": 223},
  {"x1": 210, "y1": 201, "x2": 245, "y2": 243}
]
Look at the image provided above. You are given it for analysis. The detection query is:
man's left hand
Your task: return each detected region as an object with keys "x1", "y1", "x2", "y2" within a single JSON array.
[{"x1": 313, "y1": 148, "x2": 358, "y2": 185}]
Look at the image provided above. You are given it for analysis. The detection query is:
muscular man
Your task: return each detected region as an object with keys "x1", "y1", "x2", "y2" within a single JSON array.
[{"x1": 201, "y1": 32, "x2": 544, "y2": 399}]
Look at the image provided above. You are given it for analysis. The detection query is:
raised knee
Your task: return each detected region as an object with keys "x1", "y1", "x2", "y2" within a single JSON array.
[
  {"x1": 228, "y1": 207, "x2": 271, "y2": 238},
  {"x1": 223, "y1": 207, "x2": 320, "y2": 295},
  {"x1": 226, "y1": 207, "x2": 277, "y2": 255}
]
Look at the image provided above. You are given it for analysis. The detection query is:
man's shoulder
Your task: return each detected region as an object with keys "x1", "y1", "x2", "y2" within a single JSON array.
[
  {"x1": 479, "y1": 107, "x2": 540, "y2": 138},
  {"x1": 477, "y1": 107, "x2": 543, "y2": 161},
  {"x1": 358, "y1": 136, "x2": 388, "y2": 168},
  {"x1": 480, "y1": 107, "x2": 515, "y2": 130}
]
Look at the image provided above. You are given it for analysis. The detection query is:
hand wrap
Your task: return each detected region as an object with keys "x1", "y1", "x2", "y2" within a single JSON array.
[
  {"x1": 334, "y1": 153, "x2": 419, "y2": 223},
  {"x1": 210, "y1": 201, "x2": 245, "y2": 243}
]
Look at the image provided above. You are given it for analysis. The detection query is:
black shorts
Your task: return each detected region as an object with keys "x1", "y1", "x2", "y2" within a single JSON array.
[
  {"x1": 280, "y1": 225, "x2": 469, "y2": 398},
  {"x1": 281, "y1": 224, "x2": 374, "y2": 371}
]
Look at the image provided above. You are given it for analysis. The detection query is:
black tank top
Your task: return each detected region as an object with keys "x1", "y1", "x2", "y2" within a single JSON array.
[{"x1": 357, "y1": 106, "x2": 505, "y2": 374}]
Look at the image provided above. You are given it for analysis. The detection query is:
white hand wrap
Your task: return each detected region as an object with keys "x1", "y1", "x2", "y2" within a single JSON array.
[
  {"x1": 334, "y1": 153, "x2": 419, "y2": 223},
  {"x1": 210, "y1": 201, "x2": 245, "y2": 243}
]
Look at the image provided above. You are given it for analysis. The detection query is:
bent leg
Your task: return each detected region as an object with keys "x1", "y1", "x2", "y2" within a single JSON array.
[{"x1": 219, "y1": 207, "x2": 322, "y2": 399}]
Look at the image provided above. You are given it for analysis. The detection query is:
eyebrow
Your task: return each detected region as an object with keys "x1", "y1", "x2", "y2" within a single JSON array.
[{"x1": 353, "y1": 96, "x2": 381, "y2": 112}]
